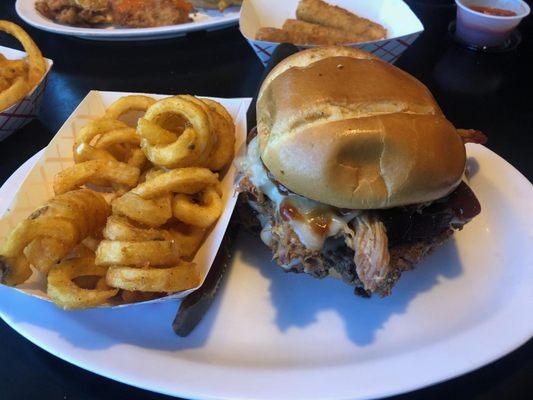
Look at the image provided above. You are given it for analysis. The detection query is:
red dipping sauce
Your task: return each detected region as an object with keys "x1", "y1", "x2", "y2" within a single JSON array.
[{"x1": 469, "y1": 6, "x2": 517, "y2": 16}]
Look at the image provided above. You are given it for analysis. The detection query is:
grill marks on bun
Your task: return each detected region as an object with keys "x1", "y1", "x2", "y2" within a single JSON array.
[{"x1": 256, "y1": 46, "x2": 466, "y2": 209}]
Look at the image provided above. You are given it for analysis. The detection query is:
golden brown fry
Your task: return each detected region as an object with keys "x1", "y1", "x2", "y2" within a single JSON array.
[
  {"x1": 103, "y1": 215, "x2": 172, "y2": 242},
  {"x1": 53, "y1": 159, "x2": 140, "y2": 194},
  {"x1": 111, "y1": 192, "x2": 172, "y2": 227},
  {"x1": 106, "y1": 261, "x2": 200, "y2": 293},
  {"x1": 24, "y1": 237, "x2": 68, "y2": 274},
  {"x1": 296, "y1": 0, "x2": 386, "y2": 41},
  {"x1": 140, "y1": 96, "x2": 213, "y2": 168},
  {"x1": 95, "y1": 240, "x2": 181, "y2": 267},
  {"x1": 47, "y1": 256, "x2": 118, "y2": 310},
  {"x1": 74, "y1": 142, "x2": 116, "y2": 163},
  {"x1": 0, "y1": 20, "x2": 46, "y2": 87},
  {"x1": 201, "y1": 98, "x2": 235, "y2": 171},
  {"x1": 74, "y1": 118, "x2": 130, "y2": 151},
  {"x1": 137, "y1": 117, "x2": 177, "y2": 145},
  {"x1": 93, "y1": 127, "x2": 139, "y2": 149},
  {"x1": 172, "y1": 187, "x2": 223, "y2": 228},
  {"x1": 283, "y1": 19, "x2": 361, "y2": 45},
  {"x1": 131, "y1": 167, "x2": 219, "y2": 199},
  {"x1": 140, "y1": 126, "x2": 202, "y2": 168},
  {"x1": 0, "y1": 76, "x2": 30, "y2": 112},
  {"x1": 168, "y1": 223, "x2": 206, "y2": 259},
  {"x1": 0, "y1": 189, "x2": 109, "y2": 286},
  {"x1": 104, "y1": 95, "x2": 156, "y2": 120}
]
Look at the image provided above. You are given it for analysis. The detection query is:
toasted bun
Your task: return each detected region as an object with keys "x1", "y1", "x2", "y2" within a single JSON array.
[{"x1": 257, "y1": 46, "x2": 466, "y2": 209}]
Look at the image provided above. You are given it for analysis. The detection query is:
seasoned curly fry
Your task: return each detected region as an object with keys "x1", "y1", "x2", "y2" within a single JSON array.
[{"x1": 0, "y1": 190, "x2": 109, "y2": 285}]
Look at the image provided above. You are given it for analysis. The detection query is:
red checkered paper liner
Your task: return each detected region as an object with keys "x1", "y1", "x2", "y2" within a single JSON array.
[
  {"x1": 240, "y1": 0, "x2": 424, "y2": 65},
  {"x1": 0, "y1": 45, "x2": 53, "y2": 141}
]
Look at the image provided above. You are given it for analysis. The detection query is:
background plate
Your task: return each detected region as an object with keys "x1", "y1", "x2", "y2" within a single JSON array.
[
  {"x1": 1, "y1": 144, "x2": 532, "y2": 400},
  {"x1": 16, "y1": 0, "x2": 240, "y2": 41}
]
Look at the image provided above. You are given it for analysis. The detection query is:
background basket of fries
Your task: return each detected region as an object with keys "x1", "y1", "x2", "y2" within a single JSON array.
[
  {"x1": 0, "y1": 90, "x2": 251, "y2": 309},
  {"x1": 240, "y1": 0, "x2": 424, "y2": 66},
  {"x1": 0, "y1": 21, "x2": 52, "y2": 141}
]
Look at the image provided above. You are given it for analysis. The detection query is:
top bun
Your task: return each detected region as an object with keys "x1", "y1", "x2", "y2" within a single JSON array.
[{"x1": 256, "y1": 46, "x2": 466, "y2": 209}]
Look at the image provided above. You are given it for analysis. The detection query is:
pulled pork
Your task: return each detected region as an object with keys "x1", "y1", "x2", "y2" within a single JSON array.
[{"x1": 238, "y1": 175, "x2": 480, "y2": 297}]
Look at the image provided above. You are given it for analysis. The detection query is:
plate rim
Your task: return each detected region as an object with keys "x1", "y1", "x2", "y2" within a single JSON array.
[
  {"x1": 15, "y1": 0, "x2": 240, "y2": 39},
  {"x1": 1, "y1": 144, "x2": 532, "y2": 400}
]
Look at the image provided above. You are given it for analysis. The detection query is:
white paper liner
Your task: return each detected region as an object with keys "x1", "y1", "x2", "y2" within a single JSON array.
[{"x1": 0, "y1": 90, "x2": 252, "y2": 307}]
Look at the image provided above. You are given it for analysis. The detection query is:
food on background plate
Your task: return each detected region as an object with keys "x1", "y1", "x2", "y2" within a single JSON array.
[
  {"x1": 111, "y1": 0, "x2": 193, "y2": 28},
  {"x1": 0, "y1": 93, "x2": 236, "y2": 309},
  {"x1": 35, "y1": 0, "x2": 194, "y2": 28},
  {"x1": 0, "y1": 20, "x2": 46, "y2": 111},
  {"x1": 255, "y1": 0, "x2": 386, "y2": 45},
  {"x1": 189, "y1": 0, "x2": 242, "y2": 11},
  {"x1": 35, "y1": 0, "x2": 112, "y2": 27},
  {"x1": 237, "y1": 46, "x2": 486, "y2": 297}
]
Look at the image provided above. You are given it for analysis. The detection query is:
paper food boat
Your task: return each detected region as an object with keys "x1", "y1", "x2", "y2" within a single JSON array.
[
  {"x1": 240, "y1": 0, "x2": 424, "y2": 65},
  {"x1": 0, "y1": 90, "x2": 252, "y2": 308},
  {"x1": 0, "y1": 45, "x2": 53, "y2": 141}
]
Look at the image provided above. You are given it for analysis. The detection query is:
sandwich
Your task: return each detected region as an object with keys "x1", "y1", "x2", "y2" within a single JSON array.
[{"x1": 237, "y1": 46, "x2": 485, "y2": 297}]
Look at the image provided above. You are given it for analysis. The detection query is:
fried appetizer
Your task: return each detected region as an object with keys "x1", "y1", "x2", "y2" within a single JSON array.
[
  {"x1": 0, "y1": 189, "x2": 110, "y2": 286},
  {"x1": 296, "y1": 0, "x2": 386, "y2": 41},
  {"x1": 282, "y1": 19, "x2": 363, "y2": 45},
  {"x1": 111, "y1": 0, "x2": 193, "y2": 28},
  {"x1": 257, "y1": 20, "x2": 357, "y2": 46}
]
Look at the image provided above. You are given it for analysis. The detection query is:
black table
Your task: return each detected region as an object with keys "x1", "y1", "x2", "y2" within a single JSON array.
[{"x1": 1, "y1": 1, "x2": 531, "y2": 399}]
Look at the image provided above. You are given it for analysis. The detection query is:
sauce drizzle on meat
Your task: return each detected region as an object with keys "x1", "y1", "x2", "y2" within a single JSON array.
[{"x1": 281, "y1": 199, "x2": 333, "y2": 237}]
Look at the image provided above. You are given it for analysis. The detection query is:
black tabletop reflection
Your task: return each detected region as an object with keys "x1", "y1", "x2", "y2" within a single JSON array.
[{"x1": 0, "y1": 0, "x2": 531, "y2": 399}]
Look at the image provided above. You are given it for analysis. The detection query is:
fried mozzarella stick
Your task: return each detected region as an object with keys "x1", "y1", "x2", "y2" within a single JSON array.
[
  {"x1": 255, "y1": 27, "x2": 292, "y2": 43},
  {"x1": 256, "y1": 20, "x2": 359, "y2": 45},
  {"x1": 296, "y1": 0, "x2": 386, "y2": 41},
  {"x1": 282, "y1": 19, "x2": 361, "y2": 45}
]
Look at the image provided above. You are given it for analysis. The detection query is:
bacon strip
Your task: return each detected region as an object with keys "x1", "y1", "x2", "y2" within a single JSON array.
[{"x1": 458, "y1": 129, "x2": 488, "y2": 145}]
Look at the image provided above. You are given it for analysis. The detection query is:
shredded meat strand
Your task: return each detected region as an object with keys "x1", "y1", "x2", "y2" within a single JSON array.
[{"x1": 352, "y1": 214, "x2": 390, "y2": 292}]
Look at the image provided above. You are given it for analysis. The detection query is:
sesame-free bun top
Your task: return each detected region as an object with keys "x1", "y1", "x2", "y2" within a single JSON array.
[{"x1": 256, "y1": 46, "x2": 466, "y2": 209}]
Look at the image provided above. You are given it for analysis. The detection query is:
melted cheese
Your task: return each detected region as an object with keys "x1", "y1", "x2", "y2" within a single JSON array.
[{"x1": 240, "y1": 137, "x2": 358, "y2": 251}]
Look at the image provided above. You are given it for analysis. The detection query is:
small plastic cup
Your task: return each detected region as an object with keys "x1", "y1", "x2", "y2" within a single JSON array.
[{"x1": 455, "y1": 0, "x2": 530, "y2": 47}]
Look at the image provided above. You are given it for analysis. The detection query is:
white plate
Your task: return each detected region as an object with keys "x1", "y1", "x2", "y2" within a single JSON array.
[
  {"x1": 16, "y1": 0, "x2": 240, "y2": 41},
  {"x1": 1, "y1": 144, "x2": 532, "y2": 400}
]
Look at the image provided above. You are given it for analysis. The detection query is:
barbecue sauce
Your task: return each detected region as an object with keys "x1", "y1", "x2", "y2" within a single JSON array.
[
  {"x1": 469, "y1": 6, "x2": 517, "y2": 17},
  {"x1": 280, "y1": 200, "x2": 302, "y2": 221},
  {"x1": 280, "y1": 199, "x2": 331, "y2": 237}
]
